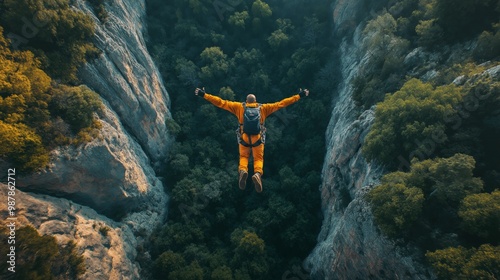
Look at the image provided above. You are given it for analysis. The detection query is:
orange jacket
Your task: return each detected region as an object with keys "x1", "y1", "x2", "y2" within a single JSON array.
[{"x1": 203, "y1": 93, "x2": 301, "y2": 125}]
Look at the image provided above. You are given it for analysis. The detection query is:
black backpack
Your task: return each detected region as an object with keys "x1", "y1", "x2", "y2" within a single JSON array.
[{"x1": 242, "y1": 103, "x2": 262, "y2": 135}]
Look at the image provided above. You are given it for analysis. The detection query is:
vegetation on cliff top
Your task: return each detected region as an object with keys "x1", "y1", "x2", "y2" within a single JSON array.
[
  {"x1": 360, "y1": 0, "x2": 500, "y2": 278},
  {"x1": 0, "y1": 0, "x2": 103, "y2": 173}
]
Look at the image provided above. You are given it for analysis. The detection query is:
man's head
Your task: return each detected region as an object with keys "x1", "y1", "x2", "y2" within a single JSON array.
[{"x1": 246, "y1": 94, "x2": 256, "y2": 103}]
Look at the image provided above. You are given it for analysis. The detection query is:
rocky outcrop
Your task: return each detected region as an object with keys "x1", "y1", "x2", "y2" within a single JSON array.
[
  {"x1": 75, "y1": 0, "x2": 172, "y2": 164},
  {"x1": 0, "y1": 186, "x2": 142, "y2": 279},
  {"x1": 10, "y1": 0, "x2": 171, "y2": 279},
  {"x1": 304, "y1": 0, "x2": 433, "y2": 279},
  {"x1": 19, "y1": 102, "x2": 167, "y2": 223}
]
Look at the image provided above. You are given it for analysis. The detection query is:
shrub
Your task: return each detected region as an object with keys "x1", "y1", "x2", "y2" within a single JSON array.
[
  {"x1": 367, "y1": 178, "x2": 424, "y2": 237},
  {"x1": 426, "y1": 244, "x2": 500, "y2": 279},
  {"x1": 474, "y1": 23, "x2": 500, "y2": 60},
  {"x1": 459, "y1": 190, "x2": 500, "y2": 241},
  {"x1": 50, "y1": 85, "x2": 102, "y2": 132},
  {"x1": 416, "y1": 19, "x2": 444, "y2": 49},
  {"x1": 0, "y1": 121, "x2": 49, "y2": 172},
  {"x1": 363, "y1": 78, "x2": 462, "y2": 168},
  {"x1": 0, "y1": 0, "x2": 98, "y2": 83},
  {"x1": 228, "y1": 11, "x2": 249, "y2": 29},
  {"x1": 368, "y1": 154, "x2": 483, "y2": 238},
  {"x1": 0, "y1": 226, "x2": 85, "y2": 280}
]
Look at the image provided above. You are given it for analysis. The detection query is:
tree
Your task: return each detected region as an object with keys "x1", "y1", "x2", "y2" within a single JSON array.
[
  {"x1": 0, "y1": 121, "x2": 49, "y2": 172},
  {"x1": 425, "y1": 154, "x2": 483, "y2": 207},
  {"x1": 367, "y1": 179, "x2": 424, "y2": 237},
  {"x1": 368, "y1": 154, "x2": 484, "y2": 238},
  {"x1": 211, "y1": 266, "x2": 233, "y2": 280},
  {"x1": 474, "y1": 23, "x2": 500, "y2": 60},
  {"x1": 231, "y1": 229, "x2": 269, "y2": 279},
  {"x1": 228, "y1": 11, "x2": 249, "y2": 29},
  {"x1": 168, "y1": 261, "x2": 204, "y2": 280},
  {"x1": 415, "y1": 19, "x2": 444, "y2": 48},
  {"x1": 251, "y1": 0, "x2": 272, "y2": 18},
  {"x1": 433, "y1": 0, "x2": 499, "y2": 41},
  {"x1": 153, "y1": 251, "x2": 186, "y2": 278},
  {"x1": 267, "y1": 29, "x2": 289, "y2": 50},
  {"x1": 426, "y1": 244, "x2": 500, "y2": 279},
  {"x1": 50, "y1": 85, "x2": 102, "y2": 132},
  {"x1": 199, "y1": 47, "x2": 229, "y2": 81},
  {"x1": 363, "y1": 78, "x2": 462, "y2": 168},
  {"x1": 459, "y1": 190, "x2": 500, "y2": 241},
  {"x1": 0, "y1": 0, "x2": 98, "y2": 83},
  {"x1": 352, "y1": 12, "x2": 410, "y2": 108},
  {"x1": 0, "y1": 226, "x2": 85, "y2": 280}
]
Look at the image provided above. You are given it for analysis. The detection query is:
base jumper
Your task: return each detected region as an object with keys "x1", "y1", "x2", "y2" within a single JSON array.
[{"x1": 195, "y1": 87, "x2": 309, "y2": 192}]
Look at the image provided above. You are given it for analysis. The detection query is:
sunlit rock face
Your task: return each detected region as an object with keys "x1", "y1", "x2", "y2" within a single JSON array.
[
  {"x1": 12, "y1": 0, "x2": 171, "y2": 279},
  {"x1": 0, "y1": 187, "x2": 142, "y2": 280},
  {"x1": 75, "y1": 0, "x2": 172, "y2": 164}
]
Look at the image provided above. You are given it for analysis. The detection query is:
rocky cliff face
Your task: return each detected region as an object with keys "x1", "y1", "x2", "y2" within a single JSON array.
[
  {"x1": 305, "y1": 1, "x2": 433, "y2": 279},
  {"x1": 10, "y1": 0, "x2": 171, "y2": 278}
]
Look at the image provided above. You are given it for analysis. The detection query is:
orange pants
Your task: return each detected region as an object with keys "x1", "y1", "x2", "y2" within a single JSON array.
[{"x1": 238, "y1": 134, "x2": 264, "y2": 175}]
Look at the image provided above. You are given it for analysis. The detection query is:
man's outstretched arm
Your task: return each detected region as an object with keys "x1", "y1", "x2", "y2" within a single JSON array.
[
  {"x1": 261, "y1": 88, "x2": 309, "y2": 117},
  {"x1": 195, "y1": 87, "x2": 241, "y2": 115}
]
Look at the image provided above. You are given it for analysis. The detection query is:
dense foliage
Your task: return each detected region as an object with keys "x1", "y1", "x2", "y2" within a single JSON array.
[
  {"x1": 361, "y1": 0, "x2": 500, "y2": 279},
  {"x1": 0, "y1": 226, "x2": 86, "y2": 279},
  {"x1": 145, "y1": 0, "x2": 334, "y2": 278},
  {"x1": 363, "y1": 78, "x2": 462, "y2": 168},
  {"x1": 352, "y1": 0, "x2": 500, "y2": 109},
  {"x1": 0, "y1": 0, "x2": 100, "y2": 84},
  {"x1": 368, "y1": 154, "x2": 499, "y2": 277},
  {"x1": 0, "y1": 27, "x2": 102, "y2": 172}
]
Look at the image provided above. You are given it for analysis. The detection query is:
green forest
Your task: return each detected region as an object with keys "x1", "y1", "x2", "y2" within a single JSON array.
[
  {"x1": 356, "y1": 0, "x2": 500, "y2": 279},
  {"x1": 144, "y1": 0, "x2": 333, "y2": 279},
  {"x1": 144, "y1": 0, "x2": 500, "y2": 279}
]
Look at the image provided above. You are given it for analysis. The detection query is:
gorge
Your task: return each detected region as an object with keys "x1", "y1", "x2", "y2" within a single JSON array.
[{"x1": 1, "y1": 0, "x2": 498, "y2": 279}]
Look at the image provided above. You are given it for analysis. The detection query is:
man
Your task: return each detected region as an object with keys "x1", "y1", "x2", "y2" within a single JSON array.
[{"x1": 194, "y1": 87, "x2": 309, "y2": 192}]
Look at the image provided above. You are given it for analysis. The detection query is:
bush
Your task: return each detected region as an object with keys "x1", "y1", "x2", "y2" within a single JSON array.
[
  {"x1": 0, "y1": 0, "x2": 98, "y2": 83},
  {"x1": 0, "y1": 226, "x2": 85, "y2": 280},
  {"x1": 459, "y1": 190, "x2": 500, "y2": 241},
  {"x1": 251, "y1": 0, "x2": 272, "y2": 18},
  {"x1": 0, "y1": 121, "x2": 49, "y2": 172},
  {"x1": 50, "y1": 85, "x2": 103, "y2": 132},
  {"x1": 367, "y1": 176, "x2": 424, "y2": 237},
  {"x1": 352, "y1": 12, "x2": 409, "y2": 108},
  {"x1": 228, "y1": 11, "x2": 249, "y2": 29},
  {"x1": 474, "y1": 23, "x2": 500, "y2": 60},
  {"x1": 415, "y1": 19, "x2": 444, "y2": 49},
  {"x1": 426, "y1": 244, "x2": 500, "y2": 279},
  {"x1": 368, "y1": 154, "x2": 483, "y2": 238},
  {"x1": 363, "y1": 78, "x2": 462, "y2": 168}
]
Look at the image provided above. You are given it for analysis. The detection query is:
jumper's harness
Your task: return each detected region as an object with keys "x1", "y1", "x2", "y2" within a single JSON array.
[{"x1": 236, "y1": 103, "x2": 266, "y2": 147}]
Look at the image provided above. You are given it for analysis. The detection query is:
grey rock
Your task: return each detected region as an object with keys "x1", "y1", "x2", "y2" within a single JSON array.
[
  {"x1": 0, "y1": 187, "x2": 141, "y2": 280},
  {"x1": 19, "y1": 100, "x2": 167, "y2": 225},
  {"x1": 305, "y1": 2, "x2": 434, "y2": 278},
  {"x1": 74, "y1": 0, "x2": 173, "y2": 164}
]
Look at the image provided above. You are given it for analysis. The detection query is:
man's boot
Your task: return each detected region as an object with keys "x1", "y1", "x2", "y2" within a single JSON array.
[
  {"x1": 252, "y1": 172, "x2": 263, "y2": 193},
  {"x1": 239, "y1": 170, "x2": 248, "y2": 190}
]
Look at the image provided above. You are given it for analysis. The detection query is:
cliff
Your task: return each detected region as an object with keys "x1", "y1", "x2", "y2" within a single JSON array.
[
  {"x1": 305, "y1": 0, "x2": 433, "y2": 279},
  {"x1": 8, "y1": 0, "x2": 171, "y2": 278}
]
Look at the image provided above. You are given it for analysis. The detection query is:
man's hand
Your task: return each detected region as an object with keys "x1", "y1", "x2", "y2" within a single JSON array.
[
  {"x1": 299, "y1": 88, "x2": 310, "y2": 97},
  {"x1": 195, "y1": 87, "x2": 205, "y2": 97}
]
